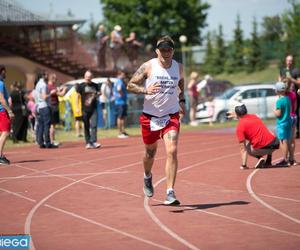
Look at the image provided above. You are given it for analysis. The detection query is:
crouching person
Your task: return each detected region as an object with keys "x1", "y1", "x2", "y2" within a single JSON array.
[{"x1": 229, "y1": 103, "x2": 279, "y2": 169}]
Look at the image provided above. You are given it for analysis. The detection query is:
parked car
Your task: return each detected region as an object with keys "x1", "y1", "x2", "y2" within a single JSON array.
[
  {"x1": 195, "y1": 83, "x2": 278, "y2": 123},
  {"x1": 197, "y1": 79, "x2": 233, "y2": 100}
]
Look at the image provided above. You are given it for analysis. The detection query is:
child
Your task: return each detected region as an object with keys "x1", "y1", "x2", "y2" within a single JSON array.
[
  {"x1": 285, "y1": 80, "x2": 298, "y2": 165},
  {"x1": 207, "y1": 95, "x2": 215, "y2": 126},
  {"x1": 274, "y1": 81, "x2": 292, "y2": 166}
]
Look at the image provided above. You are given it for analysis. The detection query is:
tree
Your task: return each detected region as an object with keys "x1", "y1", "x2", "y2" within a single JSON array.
[
  {"x1": 281, "y1": 0, "x2": 300, "y2": 66},
  {"x1": 246, "y1": 17, "x2": 265, "y2": 72},
  {"x1": 202, "y1": 31, "x2": 214, "y2": 74},
  {"x1": 213, "y1": 24, "x2": 226, "y2": 74},
  {"x1": 100, "y1": 0, "x2": 210, "y2": 47},
  {"x1": 232, "y1": 14, "x2": 244, "y2": 71}
]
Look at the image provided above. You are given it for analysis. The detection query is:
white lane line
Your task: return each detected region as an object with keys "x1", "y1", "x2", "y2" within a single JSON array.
[
  {"x1": 24, "y1": 171, "x2": 172, "y2": 250},
  {"x1": 258, "y1": 193, "x2": 300, "y2": 203},
  {"x1": 45, "y1": 204, "x2": 173, "y2": 250},
  {"x1": 0, "y1": 171, "x2": 128, "y2": 180},
  {"x1": 0, "y1": 187, "x2": 36, "y2": 203},
  {"x1": 144, "y1": 153, "x2": 239, "y2": 250},
  {"x1": 144, "y1": 197, "x2": 199, "y2": 250},
  {"x1": 246, "y1": 169, "x2": 300, "y2": 224}
]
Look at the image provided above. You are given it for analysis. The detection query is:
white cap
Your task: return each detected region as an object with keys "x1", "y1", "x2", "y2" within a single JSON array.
[
  {"x1": 204, "y1": 74, "x2": 212, "y2": 80},
  {"x1": 114, "y1": 25, "x2": 122, "y2": 31}
]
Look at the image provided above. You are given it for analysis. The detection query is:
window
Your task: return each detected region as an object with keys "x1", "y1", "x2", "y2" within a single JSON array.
[{"x1": 241, "y1": 90, "x2": 258, "y2": 99}]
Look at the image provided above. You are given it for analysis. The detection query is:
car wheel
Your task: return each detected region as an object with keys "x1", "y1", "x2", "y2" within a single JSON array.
[{"x1": 217, "y1": 111, "x2": 228, "y2": 123}]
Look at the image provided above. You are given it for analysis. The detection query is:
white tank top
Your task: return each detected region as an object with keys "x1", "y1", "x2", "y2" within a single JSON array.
[{"x1": 143, "y1": 58, "x2": 180, "y2": 117}]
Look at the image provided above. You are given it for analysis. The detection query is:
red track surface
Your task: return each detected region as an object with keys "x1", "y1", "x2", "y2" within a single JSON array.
[{"x1": 1, "y1": 130, "x2": 300, "y2": 249}]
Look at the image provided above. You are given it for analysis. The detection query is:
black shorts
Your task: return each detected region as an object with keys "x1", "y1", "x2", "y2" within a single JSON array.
[
  {"x1": 50, "y1": 105, "x2": 60, "y2": 125},
  {"x1": 115, "y1": 104, "x2": 127, "y2": 119}
]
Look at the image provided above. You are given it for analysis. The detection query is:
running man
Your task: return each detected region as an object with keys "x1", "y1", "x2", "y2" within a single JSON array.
[
  {"x1": 0, "y1": 65, "x2": 14, "y2": 165},
  {"x1": 127, "y1": 35, "x2": 186, "y2": 205}
]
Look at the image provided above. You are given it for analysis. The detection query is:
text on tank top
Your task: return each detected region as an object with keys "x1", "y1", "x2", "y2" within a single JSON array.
[{"x1": 143, "y1": 58, "x2": 180, "y2": 117}]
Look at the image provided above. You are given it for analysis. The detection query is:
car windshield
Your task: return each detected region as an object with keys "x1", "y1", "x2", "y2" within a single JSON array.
[{"x1": 217, "y1": 88, "x2": 239, "y2": 100}]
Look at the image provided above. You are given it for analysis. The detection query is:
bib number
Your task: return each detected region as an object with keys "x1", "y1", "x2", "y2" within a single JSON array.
[{"x1": 150, "y1": 115, "x2": 170, "y2": 131}]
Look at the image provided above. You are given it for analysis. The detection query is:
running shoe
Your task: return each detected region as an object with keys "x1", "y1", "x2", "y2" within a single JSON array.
[
  {"x1": 240, "y1": 165, "x2": 249, "y2": 170},
  {"x1": 275, "y1": 159, "x2": 289, "y2": 167},
  {"x1": 118, "y1": 133, "x2": 128, "y2": 139},
  {"x1": 0, "y1": 155, "x2": 10, "y2": 165},
  {"x1": 86, "y1": 143, "x2": 94, "y2": 149},
  {"x1": 163, "y1": 190, "x2": 180, "y2": 205},
  {"x1": 92, "y1": 142, "x2": 101, "y2": 148},
  {"x1": 254, "y1": 158, "x2": 265, "y2": 168},
  {"x1": 289, "y1": 160, "x2": 299, "y2": 166},
  {"x1": 143, "y1": 175, "x2": 154, "y2": 197}
]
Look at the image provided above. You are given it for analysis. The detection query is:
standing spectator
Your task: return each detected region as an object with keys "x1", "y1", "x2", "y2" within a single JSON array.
[
  {"x1": 96, "y1": 24, "x2": 110, "y2": 70},
  {"x1": 278, "y1": 55, "x2": 300, "y2": 137},
  {"x1": 125, "y1": 32, "x2": 142, "y2": 70},
  {"x1": 35, "y1": 71, "x2": 58, "y2": 149},
  {"x1": 99, "y1": 78, "x2": 114, "y2": 129},
  {"x1": 48, "y1": 73, "x2": 67, "y2": 146},
  {"x1": 228, "y1": 103, "x2": 279, "y2": 169},
  {"x1": 27, "y1": 90, "x2": 37, "y2": 142},
  {"x1": 126, "y1": 35, "x2": 186, "y2": 205},
  {"x1": 68, "y1": 86, "x2": 83, "y2": 137},
  {"x1": 76, "y1": 70, "x2": 101, "y2": 149},
  {"x1": 114, "y1": 70, "x2": 128, "y2": 138},
  {"x1": 187, "y1": 71, "x2": 199, "y2": 126},
  {"x1": 285, "y1": 79, "x2": 298, "y2": 165},
  {"x1": 274, "y1": 81, "x2": 292, "y2": 166},
  {"x1": 0, "y1": 65, "x2": 14, "y2": 165},
  {"x1": 110, "y1": 25, "x2": 123, "y2": 70},
  {"x1": 9, "y1": 81, "x2": 29, "y2": 143}
]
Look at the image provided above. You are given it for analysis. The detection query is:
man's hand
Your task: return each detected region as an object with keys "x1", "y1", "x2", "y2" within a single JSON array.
[
  {"x1": 146, "y1": 82, "x2": 161, "y2": 95},
  {"x1": 8, "y1": 111, "x2": 14, "y2": 120}
]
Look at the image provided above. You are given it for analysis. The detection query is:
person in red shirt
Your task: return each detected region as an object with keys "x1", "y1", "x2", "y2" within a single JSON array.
[{"x1": 230, "y1": 103, "x2": 279, "y2": 169}]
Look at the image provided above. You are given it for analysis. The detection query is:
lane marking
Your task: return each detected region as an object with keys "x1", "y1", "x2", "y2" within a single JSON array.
[{"x1": 247, "y1": 169, "x2": 300, "y2": 224}]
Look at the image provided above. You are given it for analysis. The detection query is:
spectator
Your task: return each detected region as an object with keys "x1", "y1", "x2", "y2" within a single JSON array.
[
  {"x1": 48, "y1": 73, "x2": 67, "y2": 146},
  {"x1": 187, "y1": 71, "x2": 199, "y2": 126},
  {"x1": 125, "y1": 32, "x2": 142, "y2": 70},
  {"x1": 110, "y1": 25, "x2": 124, "y2": 70},
  {"x1": 228, "y1": 103, "x2": 279, "y2": 169},
  {"x1": 76, "y1": 70, "x2": 101, "y2": 149},
  {"x1": 27, "y1": 90, "x2": 37, "y2": 142},
  {"x1": 96, "y1": 24, "x2": 110, "y2": 70},
  {"x1": 113, "y1": 70, "x2": 128, "y2": 138},
  {"x1": 9, "y1": 81, "x2": 29, "y2": 143},
  {"x1": 0, "y1": 65, "x2": 14, "y2": 165},
  {"x1": 35, "y1": 71, "x2": 58, "y2": 149},
  {"x1": 278, "y1": 55, "x2": 300, "y2": 138},
  {"x1": 67, "y1": 85, "x2": 83, "y2": 137},
  {"x1": 99, "y1": 78, "x2": 114, "y2": 129},
  {"x1": 274, "y1": 81, "x2": 292, "y2": 166}
]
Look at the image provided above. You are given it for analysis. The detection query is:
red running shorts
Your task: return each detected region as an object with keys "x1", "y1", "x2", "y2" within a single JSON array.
[
  {"x1": 140, "y1": 112, "x2": 180, "y2": 145},
  {"x1": 0, "y1": 111, "x2": 11, "y2": 132}
]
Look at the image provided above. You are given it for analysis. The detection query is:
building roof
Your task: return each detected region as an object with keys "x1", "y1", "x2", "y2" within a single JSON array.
[{"x1": 0, "y1": 0, "x2": 85, "y2": 27}]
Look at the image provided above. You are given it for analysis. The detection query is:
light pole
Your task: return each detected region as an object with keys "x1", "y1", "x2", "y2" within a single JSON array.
[{"x1": 179, "y1": 35, "x2": 187, "y2": 77}]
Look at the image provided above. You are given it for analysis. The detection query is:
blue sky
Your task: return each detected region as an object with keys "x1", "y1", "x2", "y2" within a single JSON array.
[{"x1": 21, "y1": 0, "x2": 292, "y2": 40}]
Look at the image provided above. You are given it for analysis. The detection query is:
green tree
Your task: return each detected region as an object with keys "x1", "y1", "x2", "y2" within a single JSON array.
[
  {"x1": 202, "y1": 31, "x2": 214, "y2": 74},
  {"x1": 100, "y1": 0, "x2": 210, "y2": 47},
  {"x1": 213, "y1": 24, "x2": 226, "y2": 74},
  {"x1": 261, "y1": 15, "x2": 284, "y2": 60},
  {"x1": 282, "y1": 0, "x2": 300, "y2": 66},
  {"x1": 232, "y1": 14, "x2": 244, "y2": 71},
  {"x1": 246, "y1": 17, "x2": 265, "y2": 72}
]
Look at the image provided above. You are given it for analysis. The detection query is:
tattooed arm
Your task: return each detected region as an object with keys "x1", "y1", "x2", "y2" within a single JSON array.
[
  {"x1": 178, "y1": 63, "x2": 186, "y2": 115},
  {"x1": 127, "y1": 62, "x2": 160, "y2": 95}
]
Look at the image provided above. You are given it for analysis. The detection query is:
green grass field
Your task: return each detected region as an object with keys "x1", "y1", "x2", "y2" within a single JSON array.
[{"x1": 214, "y1": 63, "x2": 279, "y2": 85}]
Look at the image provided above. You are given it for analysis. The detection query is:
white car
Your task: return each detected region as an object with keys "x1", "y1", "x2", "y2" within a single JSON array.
[{"x1": 195, "y1": 84, "x2": 278, "y2": 123}]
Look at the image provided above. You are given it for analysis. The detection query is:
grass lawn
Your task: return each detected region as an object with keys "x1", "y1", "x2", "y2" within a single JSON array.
[{"x1": 214, "y1": 63, "x2": 279, "y2": 85}]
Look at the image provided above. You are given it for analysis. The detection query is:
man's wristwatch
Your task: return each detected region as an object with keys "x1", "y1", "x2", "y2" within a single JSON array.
[{"x1": 179, "y1": 99, "x2": 186, "y2": 104}]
